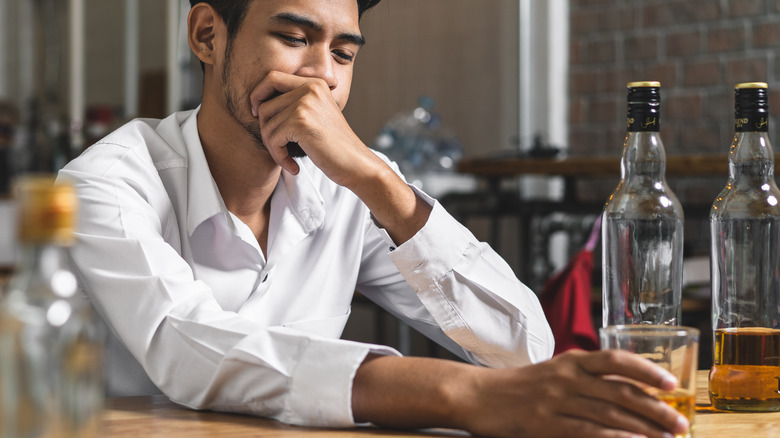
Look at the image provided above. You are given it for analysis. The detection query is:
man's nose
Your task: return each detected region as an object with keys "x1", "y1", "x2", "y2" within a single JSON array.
[{"x1": 297, "y1": 46, "x2": 338, "y2": 90}]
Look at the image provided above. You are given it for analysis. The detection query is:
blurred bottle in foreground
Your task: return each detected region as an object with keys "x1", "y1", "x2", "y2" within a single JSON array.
[
  {"x1": 0, "y1": 101, "x2": 20, "y2": 271},
  {"x1": 0, "y1": 101, "x2": 19, "y2": 196},
  {"x1": 0, "y1": 175, "x2": 104, "y2": 437},
  {"x1": 709, "y1": 82, "x2": 780, "y2": 412},
  {"x1": 601, "y1": 81, "x2": 684, "y2": 327}
]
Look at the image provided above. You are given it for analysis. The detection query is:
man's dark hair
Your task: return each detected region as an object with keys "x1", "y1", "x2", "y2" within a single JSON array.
[{"x1": 190, "y1": 0, "x2": 382, "y2": 42}]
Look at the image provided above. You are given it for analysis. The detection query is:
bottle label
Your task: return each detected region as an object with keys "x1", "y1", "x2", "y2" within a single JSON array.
[
  {"x1": 627, "y1": 114, "x2": 660, "y2": 132},
  {"x1": 735, "y1": 115, "x2": 768, "y2": 132}
]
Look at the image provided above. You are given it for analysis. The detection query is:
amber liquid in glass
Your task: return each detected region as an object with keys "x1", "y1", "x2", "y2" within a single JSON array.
[
  {"x1": 650, "y1": 388, "x2": 694, "y2": 438},
  {"x1": 709, "y1": 327, "x2": 780, "y2": 411}
]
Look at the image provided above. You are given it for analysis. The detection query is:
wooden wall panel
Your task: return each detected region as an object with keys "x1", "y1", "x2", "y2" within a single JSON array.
[{"x1": 344, "y1": 0, "x2": 519, "y2": 158}]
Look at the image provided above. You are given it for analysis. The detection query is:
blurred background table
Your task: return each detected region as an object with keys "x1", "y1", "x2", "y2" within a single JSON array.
[
  {"x1": 457, "y1": 153, "x2": 747, "y2": 179},
  {"x1": 451, "y1": 153, "x2": 780, "y2": 272},
  {"x1": 447, "y1": 153, "x2": 753, "y2": 286}
]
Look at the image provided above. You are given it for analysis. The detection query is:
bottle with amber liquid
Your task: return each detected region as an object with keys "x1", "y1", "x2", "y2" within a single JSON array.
[
  {"x1": 709, "y1": 82, "x2": 780, "y2": 412},
  {"x1": 0, "y1": 175, "x2": 104, "y2": 437},
  {"x1": 602, "y1": 81, "x2": 685, "y2": 327}
]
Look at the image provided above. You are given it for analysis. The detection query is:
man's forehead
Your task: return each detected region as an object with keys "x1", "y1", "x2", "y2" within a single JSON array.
[{"x1": 248, "y1": 0, "x2": 360, "y2": 33}]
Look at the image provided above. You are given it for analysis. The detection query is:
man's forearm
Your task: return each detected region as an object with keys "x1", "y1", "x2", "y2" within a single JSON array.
[
  {"x1": 351, "y1": 351, "x2": 689, "y2": 438},
  {"x1": 351, "y1": 354, "x2": 473, "y2": 430}
]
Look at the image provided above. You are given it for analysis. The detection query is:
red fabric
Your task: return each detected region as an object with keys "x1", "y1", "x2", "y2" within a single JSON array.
[{"x1": 539, "y1": 248, "x2": 600, "y2": 355}]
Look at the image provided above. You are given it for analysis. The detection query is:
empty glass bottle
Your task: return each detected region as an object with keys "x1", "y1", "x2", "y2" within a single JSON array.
[
  {"x1": 0, "y1": 175, "x2": 104, "y2": 437},
  {"x1": 602, "y1": 81, "x2": 684, "y2": 327}
]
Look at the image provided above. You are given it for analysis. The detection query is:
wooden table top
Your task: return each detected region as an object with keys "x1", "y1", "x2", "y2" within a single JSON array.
[
  {"x1": 100, "y1": 370, "x2": 779, "y2": 437},
  {"x1": 102, "y1": 396, "x2": 466, "y2": 437},
  {"x1": 456, "y1": 153, "x2": 780, "y2": 178}
]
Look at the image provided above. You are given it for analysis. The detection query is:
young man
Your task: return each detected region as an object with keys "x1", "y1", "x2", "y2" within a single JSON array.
[{"x1": 59, "y1": 1, "x2": 688, "y2": 437}]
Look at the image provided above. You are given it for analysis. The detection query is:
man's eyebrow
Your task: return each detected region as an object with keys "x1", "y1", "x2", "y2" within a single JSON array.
[{"x1": 271, "y1": 12, "x2": 366, "y2": 47}]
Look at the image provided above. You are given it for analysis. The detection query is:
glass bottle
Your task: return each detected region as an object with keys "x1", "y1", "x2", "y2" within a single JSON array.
[
  {"x1": 0, "y1": 175, "x2": 104, "y2": 437},
  {"x1": 602, "y1": 81, "x2": 685, "y2": 327},
  {"x1": 709, "y1": 82, "x2": 780, "y2": 412}
]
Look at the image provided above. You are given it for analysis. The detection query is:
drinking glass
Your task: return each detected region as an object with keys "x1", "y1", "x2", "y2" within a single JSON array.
[{"x1": 600, "y1": 325, "x2": 699, "y2": 438}]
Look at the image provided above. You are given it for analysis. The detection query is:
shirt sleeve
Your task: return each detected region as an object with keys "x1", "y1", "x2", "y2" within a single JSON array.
[
  {"x1": 59, "y1": 144, "x2": 399, "y2": 428},
  {"x1": 359, "y1": 185, "x2": 555, "y2": 368}
]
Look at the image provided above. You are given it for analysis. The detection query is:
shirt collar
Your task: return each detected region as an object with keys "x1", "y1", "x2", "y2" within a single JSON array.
[
  {"x1": 181, "y1": 107, "x2": 227, "y2": 236},
  {"x1": 279, "y1": 160, "x2": 325, "y2": 234},
  {"x1": 181, "y1": 107, "x2": 325, "y2": 237}
]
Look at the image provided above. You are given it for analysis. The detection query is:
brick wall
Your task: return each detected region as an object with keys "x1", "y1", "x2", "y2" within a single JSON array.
[{"x1": 569, "y1": 0, "x2": 780, "y2": 214}]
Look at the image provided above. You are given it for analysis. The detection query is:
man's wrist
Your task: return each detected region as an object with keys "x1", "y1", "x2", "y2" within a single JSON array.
[{"x1": 350, "y1": 164, "x2": 432, "y2": 245}]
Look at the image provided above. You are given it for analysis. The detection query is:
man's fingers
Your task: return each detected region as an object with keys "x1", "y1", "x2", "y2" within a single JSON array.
[
  {"x1": 263, "y1": 138, "x2": 299, "y2": 175},
  {"x1": 261, "y1": 128, "x2": 300, "y2": 174},
  {"x1": 571, "y1": 375, "x2": 688, "y2": 436},
  {"x1": 278, "y1": 155, "x2": 299, "y2": 175},
  {"x1": 536, "y1": 413, "x2": 667, "y2": 438},
  {"x1": 557, "y1": 397, "x2": 675, "y2": 438},
  {"x1": 250, "y1": 71, "x2": 291, "y2": 114},
  {"x1": 257, "y1": 107, "x2": 301, "y2": 175},
  {"x1": 575, "y1": 350, "x2": 678, "y2": 391},
  {"x1": 250, "y1": 71, "x2": 308, "y2": 116},
  {"x1": 252, "y1": 91, "x2": 283, "y2": 117},
  {"x1": 560, "y1": 350, "x2": 688, "y2": 436}
]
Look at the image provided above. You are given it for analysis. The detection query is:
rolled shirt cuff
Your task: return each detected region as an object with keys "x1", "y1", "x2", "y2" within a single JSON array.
[{"x1": 282, "y1": 334, "x2": 400, "y2": 427}]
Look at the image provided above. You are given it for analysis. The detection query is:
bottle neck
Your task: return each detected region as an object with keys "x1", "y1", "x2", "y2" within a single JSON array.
[
  {"x1": 621, "y1": 130, "x2": 667, "y2": 182},
  {"x1": 729, "y1": 131, "x2": 775, "y2": 182}
]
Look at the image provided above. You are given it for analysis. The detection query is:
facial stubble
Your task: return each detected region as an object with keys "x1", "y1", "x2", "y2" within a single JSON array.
[{"x1": 222, "y1": 38, "x2": 306, "y2": 159}]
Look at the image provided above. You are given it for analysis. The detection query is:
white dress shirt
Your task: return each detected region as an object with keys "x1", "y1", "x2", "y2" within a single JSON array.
[{"x1": 58, "y1": 107, "x2": 553, "y2": 427}]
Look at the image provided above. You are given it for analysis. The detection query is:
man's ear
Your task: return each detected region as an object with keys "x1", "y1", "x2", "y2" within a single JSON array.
[{"x1": 188, "y1": 3, "x2": 218, "y2": 67}]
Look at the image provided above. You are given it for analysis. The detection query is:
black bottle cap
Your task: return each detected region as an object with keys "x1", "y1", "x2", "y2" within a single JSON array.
[
  {"x1": 626, "y1": 81, "x2": 660, "y2": 132},
  {"x1": 734, "y1": 82, "x2": 768, "y2": 132}
]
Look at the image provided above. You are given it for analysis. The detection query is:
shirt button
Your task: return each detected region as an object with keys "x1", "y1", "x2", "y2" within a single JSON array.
[
  {"x1": 389, "y1": 246, "x2": 396, "y2": 251},
  {"x1": 262, "y1": 274, "x2": 269, "y2": 283}
]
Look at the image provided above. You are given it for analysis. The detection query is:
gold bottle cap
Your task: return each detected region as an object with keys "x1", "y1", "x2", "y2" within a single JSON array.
[
  {"x1": 627, "y1": 81, "x2": 661, "y2": 88},
  {"x1": 15, "y1": 175, "x2": 77, "y2": 245},
  {"x1": 735, "y1": 82, "x2": 768, "y2": 89}
]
